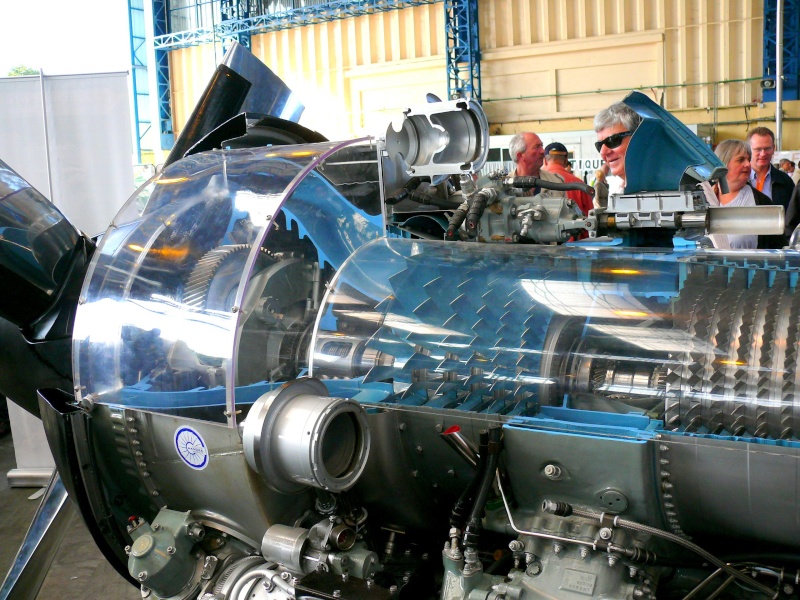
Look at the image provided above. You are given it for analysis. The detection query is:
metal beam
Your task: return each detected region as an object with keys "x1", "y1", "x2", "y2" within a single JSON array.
[
  {"x1": 220, "y1": 0, "x2": 252, "y2": 50},
  {"x1": 764, "y1": 0, "x2": 799, "y2": 102},
  {"x1": 153, "y1": 0, "x2": 175, "y2": 150},
  {"x1": 444, "y1": 0, "x2": 480, "y2": 101},
  {"x1": 154, "y1": 0, "x2": 438, "y2": 50},
  {"x1": 129, "y1": 0, "x2": 151, "y2": 162}
]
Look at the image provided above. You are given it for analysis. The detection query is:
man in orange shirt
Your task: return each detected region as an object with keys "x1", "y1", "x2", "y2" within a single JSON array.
[
  {"x1": 746, "y1": 127, "x2": 794, "y2": 212},
  {"x1": 542, "y1": 142, "x2": 594, "y2": 217}
]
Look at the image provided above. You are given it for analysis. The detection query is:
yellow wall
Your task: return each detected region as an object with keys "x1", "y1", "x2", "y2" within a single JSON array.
[{"x1": 167, "y1": 0, "x2": 800, "y2": 148}]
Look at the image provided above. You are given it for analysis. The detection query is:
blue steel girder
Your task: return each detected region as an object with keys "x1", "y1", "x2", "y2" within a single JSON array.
[
  {"x1": 763, "y1": 0, "x2": 800, "y2": 102},
  {"x1": 153, "y1": 0, "x2": 175, "y2": 149},
  {"x1": 221, "y1": 0, "x2": 252, "y2": 50},
  {"x1": 154, "y1": 0, "x2": 439, "y2": 50},
  {"x1": 444, "y1": 0, "x2": 480, "y2": 101},
  {"x1": 130, "y1": 0, "x2": 147, "y2": 161}
]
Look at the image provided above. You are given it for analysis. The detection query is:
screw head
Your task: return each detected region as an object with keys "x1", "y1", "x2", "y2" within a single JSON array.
[{"x1": 526, "y1": 563, "x2": 542, "y2": 576}]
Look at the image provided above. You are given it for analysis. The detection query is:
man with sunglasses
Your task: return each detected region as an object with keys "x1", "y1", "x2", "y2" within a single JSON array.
[
  {"x1": 746, "y1": 127, "x2": 794, "y2": 212},
  {"x1": 594, "y1": 102, "x2": 643, "y2": 195},
  {"x1": 507, "y1": 132, "x2": 566, "y2": 196}
]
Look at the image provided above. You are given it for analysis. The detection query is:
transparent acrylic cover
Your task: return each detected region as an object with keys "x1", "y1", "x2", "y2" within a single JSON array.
[
  {"x1": 73, "y1": 140, "x2": 382, "y2": 425},
  {"x1": 312, "y1": 239, "x2": 800, "y2": 441}
]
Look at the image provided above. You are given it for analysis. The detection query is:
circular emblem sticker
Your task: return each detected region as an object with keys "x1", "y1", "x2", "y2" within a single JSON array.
[{"x1": 175, "y1": 426, "x2": 209, "y2": 470}]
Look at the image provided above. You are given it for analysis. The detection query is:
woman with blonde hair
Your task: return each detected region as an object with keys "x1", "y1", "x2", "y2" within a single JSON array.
[{"x1": 701, "y1": 139, "x2": 784, "y2": 249}]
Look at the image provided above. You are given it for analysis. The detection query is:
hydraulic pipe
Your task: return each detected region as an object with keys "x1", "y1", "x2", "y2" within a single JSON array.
[
  {"x1": 502, "y1": 176, "x2": 595, "y2": 196},
  {"x1": 463, "y1": 427, "x2": 502, "y2": 549},
  {"x1": 440, "y1": 425, "x2": 480, "y2": 468},
  {"x1": 448, "y1": 430, "x2": 489, "y2": 530}
]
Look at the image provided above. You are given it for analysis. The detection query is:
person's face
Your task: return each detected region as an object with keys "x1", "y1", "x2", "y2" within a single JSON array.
[
  {"x1": 516, "y1": 133, "x2": 545, "y2": 176},
  {"x1": 726, "y1": 151, "x2": 751, "y2": 190},
  {"x1": 596, "y1": 124, "x2": 631, "y2": 180},
  {"x1": 749, "y1": 133, "x2": 774, "y2": 173}
]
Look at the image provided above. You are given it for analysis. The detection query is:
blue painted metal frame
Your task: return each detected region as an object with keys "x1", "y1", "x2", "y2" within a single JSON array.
[
  {"x1": 444, "y1": 0, "x2": 480, "y2": 101},
  {"x1": 221, "y1": 0, "x2": 252, "y2": 50},
  {"x1": 151, "y1": 0, "x2": 483, "y2": 145},
  {"x1": 129, "y1": 0, "x2": 150, "y2": 162},
  {"x1": 153, "y1": 0, "x2": 175, "y2": 149},
  {"x1": 154, "y1": 0, "x2": 439, "y2": 50},
  {"x1": 763, "y1": 0, "x2": 800, "y2": 102}
]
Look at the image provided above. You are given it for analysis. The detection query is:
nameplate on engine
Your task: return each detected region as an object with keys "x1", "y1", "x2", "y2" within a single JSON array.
[{"x1": 559, "y1": 568, "x2": 596, "y2": 596}]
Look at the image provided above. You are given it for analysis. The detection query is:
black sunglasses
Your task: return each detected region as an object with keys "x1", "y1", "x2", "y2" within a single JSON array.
[{"x1": 595, "y1": 131, "x2": 633, "y2": 153}]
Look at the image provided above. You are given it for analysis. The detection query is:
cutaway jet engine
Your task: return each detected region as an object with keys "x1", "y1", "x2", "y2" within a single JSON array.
[{"x1": 1, "y1": 42, "x2": 799, "y2": 600}]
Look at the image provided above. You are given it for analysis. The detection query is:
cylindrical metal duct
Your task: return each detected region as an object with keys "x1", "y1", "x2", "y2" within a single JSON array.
[
  {"x1": 707, "y1": 205, "x2": 785, "y2": 235},
  {"x1": 260, "y1": 525, "x2": 309, "y2": 573},
  {"x1": 243, "y1": 378, "x2": 371, "y2": 493}
]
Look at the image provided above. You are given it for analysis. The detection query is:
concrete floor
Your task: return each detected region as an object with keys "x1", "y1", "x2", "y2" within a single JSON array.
[{"x1": 0, "y1": 431, "x2": 140, "y2": 600}]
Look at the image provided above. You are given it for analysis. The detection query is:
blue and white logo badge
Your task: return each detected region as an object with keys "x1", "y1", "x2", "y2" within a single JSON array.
[{"x1": 174, "y1": 426, "x2": 208, "y2": 470}]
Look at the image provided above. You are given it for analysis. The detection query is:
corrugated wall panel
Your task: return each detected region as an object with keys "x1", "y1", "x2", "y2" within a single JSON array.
[
  {"x1": 168, "y1": 0, "x2": 775, "y2": 143},
  {"x1": 168, "y1": 44, "x2": 219, "y2": 133},
  {"x1": 250, "y1": 4, "x2": 446, "y2": 138},
  {"x1": 479, "y1": 0, "x2": 764, "y2": 130}
]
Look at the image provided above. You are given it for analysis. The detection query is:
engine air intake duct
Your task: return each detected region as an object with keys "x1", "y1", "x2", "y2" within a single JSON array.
[{"x1": 243, "y1": 378, "x2": 371, "y2": 493}]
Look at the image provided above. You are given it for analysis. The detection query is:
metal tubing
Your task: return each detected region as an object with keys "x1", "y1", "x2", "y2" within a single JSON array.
[
  {"x1": 0, "y1": 472, "x2": 74, "y2": 600},
  {"x1": 440, "y1": 425, "x2": 479, "y2": 468},
  {"x1": 496, "y1": 473, "x2": 595, "y2": 550},
  {"x1": 707, "y1": 205, "x2": 784, "y2": 235},
  {"x1": 38, "y1": 69, "x2": 53, "y2": 200}
]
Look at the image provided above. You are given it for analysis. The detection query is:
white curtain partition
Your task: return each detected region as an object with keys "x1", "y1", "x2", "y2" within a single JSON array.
[
  {"x1": 0, "y1": 71, "x2": 134, "y2": 236},
  {"x1": 0, "y1": 72, "x2": 133, "y2": 486}
]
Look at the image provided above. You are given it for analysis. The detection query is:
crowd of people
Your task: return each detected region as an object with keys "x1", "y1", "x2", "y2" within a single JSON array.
[{"x1": 505, "y1": 100, "x2": 800, "y2": 249}]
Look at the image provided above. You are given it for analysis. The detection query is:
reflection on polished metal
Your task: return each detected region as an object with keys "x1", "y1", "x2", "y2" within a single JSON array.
[
  {"x1": 0, "y1": 472, "x2": 73, "y2": 600},
  {"x1": 707, "y1": 205, "x2": 784, "y2": 235},
  {"x1": 6, "y1": 44, "x2": 800, "y2": 600},
  {"x1": 243, "y1": 378, "x2": 371, "y2": 493},
  {"x1": 384, "y1": 98, "x2": 489, "y2": 177}
]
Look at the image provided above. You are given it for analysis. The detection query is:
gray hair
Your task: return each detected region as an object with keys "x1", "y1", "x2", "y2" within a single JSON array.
[
  {"x1": 508, "y1": 133, "x2": 527, "y2": 165},
  {"x1": 714, "y1": 139, "x2": 751, "y2": 165},
  {"x1": 594, "y1": 102, "x2": 643, "y2": 133}
]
